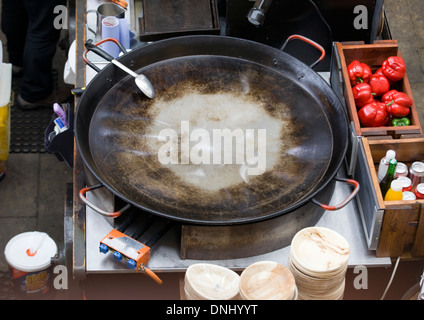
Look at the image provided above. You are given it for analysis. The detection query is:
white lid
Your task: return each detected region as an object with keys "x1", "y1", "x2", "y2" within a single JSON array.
[
  {"x1": 4, "y1": 232, "x2": 57, "y2": 272},
  {"x1": 390, "y1": 179, "x2": 403, "y2": 192},
  {"x1": 395, "y1": 164, "x2": 407, "y2": 174},
  {"x1": 397, "y1": 176, "x2": 411, "y2": 187},
  {"x1": 102, "y1": 16, "x2": 119, "y2": 27},
  {"x1": 412, "y1": 162, "x2": 424, "y2": 173},
  {"x1": 386, "y1": 150, "x2": 396, "y2": 159}
]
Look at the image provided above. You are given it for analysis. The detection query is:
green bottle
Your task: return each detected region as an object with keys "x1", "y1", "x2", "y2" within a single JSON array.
[{"x1": 380, "y1": 158, "x2": 397, "y2": 198}]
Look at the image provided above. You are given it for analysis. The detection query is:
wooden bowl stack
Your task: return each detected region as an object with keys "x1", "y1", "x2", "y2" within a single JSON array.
[
  {"x1": 288, "y1": 227, "x2": 350, "y2": 300},
  {"x1": 239, "y1": 261, "x2": 297, "y2": 300},
  {"x1": 184, "y1": 263, "x2": 241, "y2": 300}
]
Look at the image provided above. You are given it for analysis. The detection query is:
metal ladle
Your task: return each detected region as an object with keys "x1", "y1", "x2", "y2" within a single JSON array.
[{"x1": 84, "y1": 39, "x2": 155, "y2": 99}]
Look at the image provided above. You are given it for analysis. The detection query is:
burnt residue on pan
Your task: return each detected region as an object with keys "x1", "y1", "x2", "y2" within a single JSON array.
[{"x1": 88, "y1": 55, "x2": 333, "y2": 223}]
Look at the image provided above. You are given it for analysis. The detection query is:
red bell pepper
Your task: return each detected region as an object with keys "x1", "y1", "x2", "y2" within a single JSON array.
[
  {"x1": 375, "y1": 67, "x2": 394, "y2": 85},
  {"x1": 369, "y1": 73, "x2": 390, "y2": 96},
  {"x1": 352, "y1": 83, "x2": 375, "y2": 107},
  {"x1": 381, "y1": 90, "x2": 413, "y2": 117},
  {"x1": 347, "y1": 60, "x2": 372, "y2": 86},
  {"x1": 358, "y1": 101, "x2": 390, "y2": 127},
  {"x1": 381, "y1": 56, "x2": 407, "y2": 82}
]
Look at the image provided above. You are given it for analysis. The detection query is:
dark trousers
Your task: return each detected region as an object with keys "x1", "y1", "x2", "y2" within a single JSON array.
[{"x1": 1, "y1": 0, "x2": 66, "y2": 102}]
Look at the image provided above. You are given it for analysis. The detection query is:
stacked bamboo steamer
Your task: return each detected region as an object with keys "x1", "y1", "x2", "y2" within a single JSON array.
[
  {"x1": 288, "y1": 227, "x2": 350, "y2": 300},
  {"x1": 239, "y1": 261, "x2": 297, "y2": 300},
  {"x1": 184, "y1": 263, "x2": 241, "y2": 300}
]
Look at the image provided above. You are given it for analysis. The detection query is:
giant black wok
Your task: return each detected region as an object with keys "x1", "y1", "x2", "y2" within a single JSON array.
[{"x1": 76, "y1": 35, "x2": 358, "y2": 225}]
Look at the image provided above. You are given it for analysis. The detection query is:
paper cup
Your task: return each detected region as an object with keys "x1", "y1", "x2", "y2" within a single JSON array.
[
  {"x1": 101, "y1": 16, "x2": 120, "y2": 58},
  {"x1": 239, "y1": 261, "x2": 296, "y2": 300},
  {"x1": 184, "y1": 263, "x2": 240, "y2": 300}
]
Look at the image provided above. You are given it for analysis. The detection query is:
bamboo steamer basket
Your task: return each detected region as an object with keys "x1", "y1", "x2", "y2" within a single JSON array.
[
  {"x1": 239, "y1": 261, "x2": 297, "y2": 300},
  {"x1": 289, "y1": 227, "x2": 350, "y2": 300},
  {"x1": 184, "y1": 263, "x2": 240, "y2": 300}
]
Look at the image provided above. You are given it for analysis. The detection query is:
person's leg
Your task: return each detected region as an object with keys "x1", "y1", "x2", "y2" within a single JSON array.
[
  {"x1": 1, "y1": 0, "x2": 27, "y2": 69},
  {"x1": 19, "y1": 0, "x2": 65, "y2": 104}
]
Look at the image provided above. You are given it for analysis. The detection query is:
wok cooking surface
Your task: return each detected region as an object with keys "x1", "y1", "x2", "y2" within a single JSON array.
[{"x1": 88, "y1": 55, "x2": 333, "y2": 224}]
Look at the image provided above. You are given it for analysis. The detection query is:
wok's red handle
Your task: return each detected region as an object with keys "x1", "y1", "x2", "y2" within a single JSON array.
[
  {"x1": 311, "y1": 177, "x2": 360, "y2": 211},
  {"x1": 280, "y1": 34, "x2": 326, "y2": 68},
  {"x1": 79, "y1": 184, "x2": 131, "y2": 218},
  {"x1": 83, "y1": 38, "x2": 127, "y2": 73}
]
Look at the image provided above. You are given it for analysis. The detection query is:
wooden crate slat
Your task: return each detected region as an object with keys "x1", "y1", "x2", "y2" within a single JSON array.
[{"x1": 376, "y1": 204, "x2": 421, "y2": 257}]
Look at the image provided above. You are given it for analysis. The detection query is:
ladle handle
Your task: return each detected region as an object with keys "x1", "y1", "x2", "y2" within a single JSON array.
[
  {"x1": 83, "y1": 38, "x2": 127, "y2": 72},
  {"x1": 79, "y1": 184, "x2": 131, "y2": 218},
  {"x1": 311, "y1": 177, "x2": 360, "y2": 211},
  {"x1": 280, "y1": 34, "x2": 326, "y2": 69},
  {"x1": 85, "y1": 39, "x2": 114, "y2": 62}
]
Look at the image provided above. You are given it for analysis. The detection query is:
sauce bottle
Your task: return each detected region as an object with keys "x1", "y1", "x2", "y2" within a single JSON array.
[
  {"x1": 380, "y1": 158, "x2": 397, "y2": 198},
  {"x1": 384, "y1": 179, "x2": 404, "y2": 201},
  {"x1": 377, "y1": 150, "x2": 396, "y2": 182}
]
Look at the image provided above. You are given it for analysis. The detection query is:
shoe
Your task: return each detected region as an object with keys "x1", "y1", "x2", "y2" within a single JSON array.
[{"x1": 15, "y1": 93, "x2": 56, "y2": 110}]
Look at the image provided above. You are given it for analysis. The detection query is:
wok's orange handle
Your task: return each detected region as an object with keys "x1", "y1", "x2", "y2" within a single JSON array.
[
  {"x1": 311, "y1": 177, "x2": 360, "y2": 211},
  {"x1": 112, "y1": 0, "x2": 128, "y2": 9},
  {"x1": 280, "y1": 34, "x2": 326, "y2": 68},
  {"x1": 79, "y1": 184, "x2": 131, "y2": 218},
  {"x1": 83, "y1": 38, "x2": 127, "y2": 73}
]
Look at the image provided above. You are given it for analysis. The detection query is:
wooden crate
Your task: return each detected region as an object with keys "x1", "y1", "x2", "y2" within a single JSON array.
[
  {"x1": 336, "y1": 40, "x2": 422, "y2": 138},
  {"x1": 362, "y1": 137, "x2": 424, "y2": 257}
]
